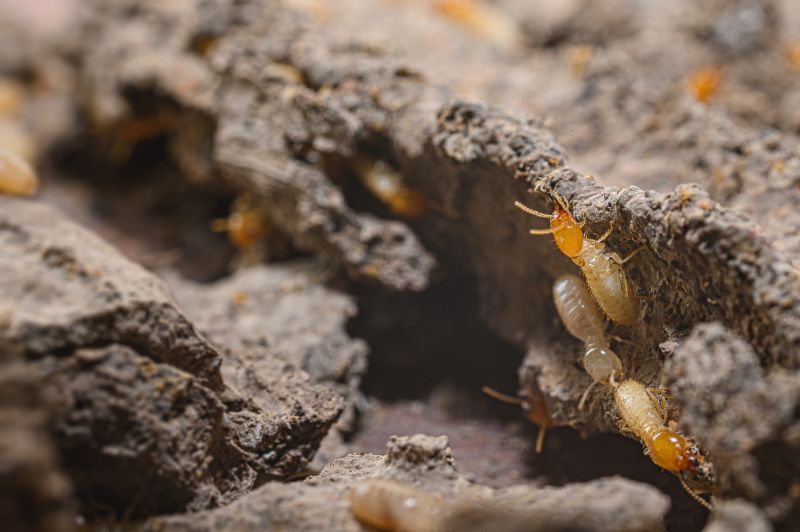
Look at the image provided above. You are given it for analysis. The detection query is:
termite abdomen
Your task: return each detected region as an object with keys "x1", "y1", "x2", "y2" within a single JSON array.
[
  {"x1": 553, "y1": 274, "x2": 622, "y2": 384},
  {"x1": 349, "y1": 479, "x2": 443, "y2": 532},
  {"x1": 553, "y1": 274, "x2": 606, "y2": 345}
]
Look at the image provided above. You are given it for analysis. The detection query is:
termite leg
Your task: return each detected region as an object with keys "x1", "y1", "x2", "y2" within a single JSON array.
[
  {"x1": 620, "y1": 246, "x2": 645, "y2": 264},
  {"x1": 530, "y1": 228, "x2": 557, "y2": 235},
  {"x1": 608, "y1": 246, "x2": 644, "y2": 266},
  {"x1": 646, "y1": 388, "x2": 670, "y2": 422},
  {"x1": 535, "y1": 425, "x2": 547, "y2": 454},
  {"x1": 610, "y1": 334, "x2": 640, "y2": 348},
  {"x1": 619, "y1": 267, "x2": 630, "y2": 298},
  {"x1": 596, "y1": 222, "x2": 615, "y2": 243},
  {"x1": 578, "y1": 381, "x2": 597, "y2": 411},
  {"x1": 617, "y1": 420, "x2": 635, "y2": 436},
  {"x1": 514, "y1": 201, "x2": 553, "y2": 219}
]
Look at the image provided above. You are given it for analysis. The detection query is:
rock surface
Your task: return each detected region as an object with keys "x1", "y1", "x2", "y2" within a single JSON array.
[
  {"x1": 0, "y1": 196, "x2": 224, "y2": 390},
  {"x1": 0, "y1": 351, "x2": 74, "y2": 532},
  {"x1": 168, "y1": 262, "x2": 368, "y2": 435},
  {"x1": 0, "y1": 198, "x2": 364, "y2": 516}
]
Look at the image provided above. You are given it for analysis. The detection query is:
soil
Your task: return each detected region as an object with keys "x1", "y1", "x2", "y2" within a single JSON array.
[{"x1": 2, "y1": 0, "x2": 800, "y2": 530}]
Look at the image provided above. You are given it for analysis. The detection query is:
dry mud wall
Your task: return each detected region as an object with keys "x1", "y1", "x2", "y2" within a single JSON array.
[{"x1": 3, "y1": 0, "x2": 800, "y2": 530}]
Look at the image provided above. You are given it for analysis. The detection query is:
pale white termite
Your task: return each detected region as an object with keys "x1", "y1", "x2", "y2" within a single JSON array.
[
  {"x1": 612, "y1": 378, "x2": 714, "y2": 509},
  {"x1": 0, "y1": 147, "x2": 38, "y2": 196},
  {"x1": 552, "y1": 273, "x2": 623, "y2": 384},
  {"x1": 349, "y1": 479, "x2": 444, "y2": 532}
]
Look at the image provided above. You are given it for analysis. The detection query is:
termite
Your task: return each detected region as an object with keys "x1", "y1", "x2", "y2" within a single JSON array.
[
  {"x1": 349, "y1": 479, "x2": 444, "y2": 532},
  {"x1": 787, "y1": 43, "x2": 800, "y2": 70},
  {"x1": 352, "y1": 157, "x2": 427, "y2": 218},
  {"x1": 0, "y1": 78, "x2": 24, "y2": 117},
  {"x1": 688, "y1": 66, "x2": 723, "y2": 103},
  {"x1": 433, "y1": 0, "x2": 524, "y2": 50},
  {"x1": 211, "y1": 195, "x2": 271, "y2": 252},
  {"x1": 515, "y1": 193, "x2": 642, "y2": 326},
  {"x1": 481, "y1": 386, "x2": 552, "y2": 454},
  {"x1": 612, "y1": 377, "x2": 715, "y2": 510},
  {"x1": 552, "y1": 273, "x2": 623, "y2": 389},
  {"x1": 0, "y1": 147, "x2": 38, "y2": 196}
]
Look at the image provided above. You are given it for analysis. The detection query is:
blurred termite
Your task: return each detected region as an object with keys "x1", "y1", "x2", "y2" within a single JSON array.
[
  {"x1": 433, "y1": 0, "x2": 523, "y2": 50},
  {"x1": 553, "y1": 274, "x2": 714, "y2": 509},
  {"x1": 786, "y1": 43, "x2": 800, "y2": 69},
  {"x1": 212, "y1": 194, "x2": 271, "y2": 252},
  {"x1": 567, "y1": 46, "x2": 593, "y2": 78},
  {"x1": 0, "y1": 147, "x2": 38, "y2": 196},
  {"x1": 0, "y1": 77, "x2": 37, "y2": 162},
  {"x1": 0, "y1": 121, "x2": 37, "y2": 162},
  {"x1": 0, "y1": 78, "x2": 25, "y2": 117},
  {"x1": 481, "y1": 386, "x2": 552, "y2": 454},
  {"x1": 688, "y1": 66, "x2": 723, "y2": 103},
  {"x1": 352, "y1": 157, "x2": 427, "y2": 218},
  {"x1": 515, "y1": 192, "x2": 643, "y2": 326},
  {"x1": 349, "y1": 479, "x2": 444, "y2": 532},
  {"x1": 92, "y1": 106, "x2": 178, "y2": 163}
]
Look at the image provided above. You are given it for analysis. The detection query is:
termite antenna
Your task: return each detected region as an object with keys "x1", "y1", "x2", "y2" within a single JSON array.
[
  {"x1": 481, "y1": 386, "x2": 523, "y2": 405},
  {"x1": 482, "y1": 386, "x2": 547, "y2": 454},
  {"x1": 535, "y1": 425, "x2": 547, "y2": 454},
  {"x1": 578, "y1": 382, "x2": 597, "y2": 411},
  {"x1": 552, "y1": 191, "x2": 571, "y2": 213},
  {"x1": 514, "y1": 201, "x2": 553, "y2": 219},
  {"x1": 679, "y1": 476, "x2": 713, "y2": 511}
]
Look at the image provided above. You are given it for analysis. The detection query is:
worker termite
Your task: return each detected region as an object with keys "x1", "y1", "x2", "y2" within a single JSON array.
[
  {"x1": 211, "y1": 194, "x2": 290, "y2": 266},
  {"x1": 352, "y1": 157, "x2": 427, "y2": 218},
  {"x1": 349, "y1": 479, "x2": 444, "y2": 532},
  {"x1": 0, "y1": 147, "x2": 38, "y2": 196},
  {"x1": 552, "y1": 274, "x2": 623, "y2": 389},
  {"x1": 433, "y1": 0, "x2": 523, "y2": 50},
  {"x1": 481, "y1": 386, "x2": 552, "y2": 454},
  {"x1": 612, "y1": 378, "x2": 715, "y2": 509},
  {"x1": 688, "y1": 66, "x2": 723, "y2": 104},
  {"x1": 567, "y1": 45, "x2": 593, "y2": 78},
  {"x1": 515, "y1": 193, "x2": 642, "y2": 326},
  {"x1": 212, "y1": 194, "x2": 271, "y2": 252},
  {"x1": 787, "y1": 43, "x2": 800, "y2": 70}
]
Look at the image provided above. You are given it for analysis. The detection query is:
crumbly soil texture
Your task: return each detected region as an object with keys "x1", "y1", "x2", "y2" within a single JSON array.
[{"x1": 2, "y1": 0, "x2": 800, "y2": 530}]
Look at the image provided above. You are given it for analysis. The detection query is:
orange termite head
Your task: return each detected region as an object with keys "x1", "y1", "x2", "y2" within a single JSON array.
[
  {"x1": 515, "y1": 192, "x2": 583, "y2": 258},
  {"x1": 481, "y1": 386, "x2": 551, "y2": 453},
  {"x1": 651, "y1": 430, "x2": 715, "y2": 501},
  {"x1": 522, "y1": 390, "x2": 552, "y2": 429},
  {"x1": 650, "y1": 430, "x2": 695, "y2": 472},
  {"x1": 550, "y1": 205, "x2": 584, "y2": 258}
]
